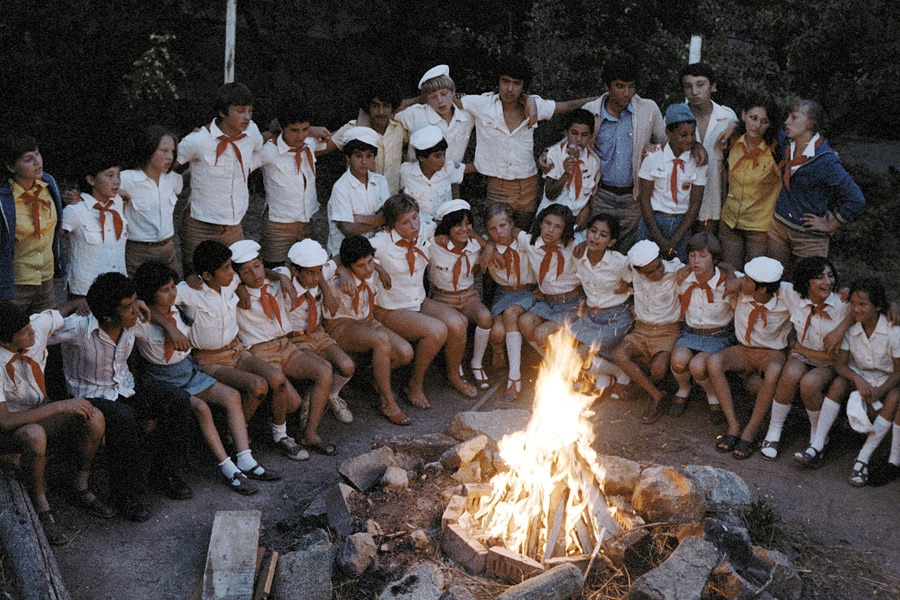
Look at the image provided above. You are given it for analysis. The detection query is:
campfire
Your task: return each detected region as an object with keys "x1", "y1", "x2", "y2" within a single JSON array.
[{"x1": 459, "y1": 329, "x2": 619, "y2": 567}]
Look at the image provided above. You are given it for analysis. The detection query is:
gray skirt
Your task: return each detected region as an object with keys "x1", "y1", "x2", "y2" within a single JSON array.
[
  {"x1": 674, "y1": 325, "x2": 736, "y2": 354},
  {"x1": 491, "y1": 286, "x2": 538, "y2": 317},
  {"x1": 569, "y1": 300, "x2": 635, "y2": 358},
  {"x1": 529, "y1": 292, "x2": 584, "y2": 325},
  {"x1": 143, "y1": 355, "x2": 217, "y2": 396}
]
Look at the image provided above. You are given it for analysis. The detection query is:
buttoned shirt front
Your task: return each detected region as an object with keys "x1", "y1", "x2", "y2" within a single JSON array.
[
  {"x1": 722, "y1": 135, "x2": 781, "y2": 231},
  {"x1": 61, "y1": 193, "x2": 128, "y2": 296},
  {"x1": 10, "y1": 178, "x2": 56, "y2": 285},
  {"x1": 235, "y1": 280, "x2": 294, "y2": 348},
  {"x1": 394, "y1": 104, "x2": 475, "y2": 164},
  {"x1": 594, "y1": 100, "x2": 635, "y2": 187},
  {"x1": 371, "y1": 223, "x2": 435, "y2": 311},
  {"x1": 332, "y1": 119, "x2": 406, "y2": 194},
  {"x1": 327, "y1": 170, "x2": 390, "y2": 257},
  {"x1": 327, "y1": 272, "x2": 381, "y2": 322},
  {"x1": 733, "y1": 286, "x2": 792, "y2": 349},
  {"x1": 429, "y1": 238, "x2": 481, "y2": 292},
  {"x1": 575, "y1": 249, "x2": 631, "y2": 310},
  {"x1": 537, "y1": 139, "x2": 601, "y2": 216},
  {"x1": 399, "y1": 161, "x2": 465, "y2": 222},
  {"x1": 487, "y1": 231, "x2": 536, "y2": 288},
  {"x1": 679, "y1": 268, "x2": 734, "y2": 329},
  {"x1": 781, "y1": 286, "x2": 848, "y2": 352},
  {"x1": 119, "y1": 168, "x2": 183, "y2": 242},
  {"x1": 694, "y1": 100, "x2": 738, "y2": 222},
  {"x1": 258, "y1": 134, "x2": 324, "y2": 223},
  {"x1": 638, "y1": 143, "x2": 708, "y2": 215},
  {"x1": 842, "y1": 315, "x2": 900, "y2": 388},
  {"x1": 460, "y1": 93, "x2": 556, "y2": 180},
  {"x1": 177, "y1": 119, "x2": 263, "y2": 225},
  {"x1": 274, "y1": 264, "x2": 336, "y2": 333},
  {"x1": 521, "y1": 233, "x2": 580, "y2": 296},
  {"x1": 623, "y1": 258, "x2": 683, "y2": 325},
  {"x1": 176, "y1": 277, "x2": 240, "y2": 350},
  {"x1": 0, "y1": 310, "x2": 63, "y2": 410}
]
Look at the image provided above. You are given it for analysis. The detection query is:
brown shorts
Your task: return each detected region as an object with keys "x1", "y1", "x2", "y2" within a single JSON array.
[
  {"x1": 326, "y1": 318, "x2": 389, "y2": 348},
  {"x1": 181, "y1": 213, "x2": 244, "y2": 275},
  {"x1": 735, "y1": 345, "x2": 787, "y2": 373},
  {"x1": 486, "y1": 175, "x2": 538, "y2": 224},
  {"x1": 260, "y1": 213, "x2": 309, "y2": 265},
  {"x1": 125, "y1": 238, "x2": 180, "y2": 278},
  {"x1": 247, "y1": 336, "x2": 305, "y2": 372},
  {"x1": 193, "y1": 338, "x2": 257, "y2": 375},
  {"x1": 288, "y1": 329, "x2": 337, "y2": 353},
  {"x1": 12, "y1": 279, "x2": 57, "y2": 313},
  {"x1": 431, "y1": 286, "x2": 479, "y2": 312},
  {"x1": 622, "y1": 320, "x2": 681, "y2": 362}
]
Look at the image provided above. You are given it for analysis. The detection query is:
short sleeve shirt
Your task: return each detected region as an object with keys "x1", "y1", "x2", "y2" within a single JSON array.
[
  {"x1": 371, "y1": 223, "x2": 435, "y2": 311},
  {"x1": 638, "y1": 143, "x2": 708, "y2": 215},
  {"x1": 61, "y1": 194, "x2": 128, "y2": 296},
  {"x1": 327, "y1": 170, "x2": 390, "y2": 257},
  {"x1": 842, "y1": 315, "x2": 900, "y2": 388},
  {"x1": 119, "y1": 169, "x2": 183, "y2": 242},
  {"x1": 394, "y1": 103, "x2": 475, "y2": 164},
  {"x1": 176, "y1": 277, "x2": 241, "y2": 350},
  {"x1": 575, "y1": 249, "x2": 631, "y2": 310},
  {"x1": 537, "y1": 139, "x2": 601, "y2": 216},
  {"x1": 399, "y1": 161, "x2": 465, "y2": 222},
  {"x1": 258, "y1": 134, "x2": 323, "y2": 223}
]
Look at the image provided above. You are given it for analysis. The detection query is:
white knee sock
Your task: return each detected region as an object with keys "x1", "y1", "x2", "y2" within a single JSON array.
[
  {"x1": 811, "y1": 397, "x2": 840, "y2": 451},
  {"x1": 594, "y1": 374, "x2": 614, "y2": 390},
  {"x1": 506, "y1": 332, "x2": 523, "y2": 380},
  {"x1": 806, "y1": 408, "x2": 820, "y2": 444},
  {"x1": 471, "y1": 327, "x2": 491, "y2": 370},
  {"x1": 329, "y1": 373, "x2": 351, "y2": 399},
  {"x1": 890, "y1": 424, "x2": 900, "y2": 466},
  {"x1": 271, "y1": 422, "x2": 288, "y2": 444},
  {"x1": 857, "y1": 416, "x2": 891, "y2": 464},
  {"x1": 765, "y1": 402, "x2": 792, "y2": 442},
  {"x1": 219, "y1": 457, "x2": 240, "y2": 479},
  {"x1": 592, "y1": 356, "x2": 629, "y2": 386}
]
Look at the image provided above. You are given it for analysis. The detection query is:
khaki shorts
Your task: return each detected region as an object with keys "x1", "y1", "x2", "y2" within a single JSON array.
[
  {"x1": 487, "y1": 175, "x2": 538, "y2": 227},
  {"x1": 12, "y1": 279, "x2": 57, "y2": 313},
  {"x1": 326, "y1": 318, "x2": 389, "y2": 348},
  {"x1": 288, "y1": 329, "x2": 337, "y2": 353},
  {"x1": 247, "y1": 336, "x2": 305, "y2": 372},
  {"x1": 622, "y1": 320, "x2": 681, "y2": 362},
  {"x1": 766, "y1": 218, "x2": 830, "y2": 267},
  {"x1": 431, "y1": 286, "x2": 479, "y2": 312},
  {"x1": 126, "y1": 238, "x2": 180, "y2": 278},
  {"x1": 193, "y1": 338, "x2": 257, "y2": 374},
  {"x1": 181, "y1": 213, "x2": 244, "y2": 275},
  {"x1": 260, "y1": 213, "x2": 309, "y2": 265},
  {"x1": 734, "y1": 345, "x2": 787, "y2": 373}
]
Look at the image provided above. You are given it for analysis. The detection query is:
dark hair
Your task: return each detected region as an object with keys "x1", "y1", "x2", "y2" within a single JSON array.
[
  {"x1": 343, "y1": 139, "x2": 379, "y2": 157},
  {"x1": 680, "y1": 62, "x2": 716, "y2": 85},
  {"x1": 193, "y1": 240, "x2": 232, "y2": 277},
  {"x1": 1, "y1": 134, "x2": 39, "y2": 171},
  {"x1": 686, "y1": 232, "x2": 722, "y2": 262},
  {"x1": 496, "y1": 55, "x2": 532, "y2": 91},
  {"x1": 340, "y1": 235, "x2": 376, "y2": 267},
  {"x1": 360, "y1": 85, "x2": 400, "y2": 112},
  {"x1": 602, "y1": 54, "x2": 640, "y2": 86},
  {"x1": 0, "y1": 302, "x2": 31, "y2": 343},
  {"x1": 86, "y1": 272, "x2": 136, "y2": 323},
  {"x1": 133, "y1": 125, "x2": 177, "y2": 172},
  {"x1": 277, "y1": 105, "x2": 311, "y2": 130},
  {"x1": 793, "y1": 256, "x2": 837, "y2": 299},
  {"x1": 563, "y1": 108, "x2": 595, "y2": 134},
  {"x1": 753, "y1": 279, "x2": 782, "y2": 295},
  {"x1": 134, "y1": 261, "x2": 179, "y2": 304},
  {"x1": 737, "y1": 96, "x2": 781, "y2": 147},
  {"x1": 530, "y1": 204, "x2": 575, "y2": 247},
  {"x1": 382, "y1": 194, "x2": 420, "y2": 228},
  {"x1": 666, "y1": 119, "x2": 696, "y2": 133},
  {"x1": 585, "y1": 213, "x2": 621, "y2": 244},
  {"x1": 414, "y1": 137, "x2": 448, "y2": 160},
  {"x1": 82, "y1": 150, "x2": 120, "y2": 179},
  {"x1": 215, "y1": 82, "x2": 254, "y2": 116},
  {"x1": 435, "y1": 208, "x2": 473, "y2": 237},
  {"x1": 849, "y1": 278, "x2": 888, "y2": 315},
  {"x1": 790, "y1": 98, "x2": 825, "y2": 135}
]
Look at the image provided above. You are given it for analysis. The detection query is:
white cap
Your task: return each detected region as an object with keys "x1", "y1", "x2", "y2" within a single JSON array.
[
  {"x1": 288, "y1": 239, "x2": 328, "y2": 267},
  {"x1": 229, "y1": 240, "x2": 260, "y2": 264},
  {"x1": 418, "y1": 65, "x2": 450, "y2": 89},
  {"x1": 435, "y1": 199, "x2": 471, "y2": 222},
  {"x1": 846, "y1": 391, "x2": 883, "y2": 433},
  {"x1": 744, "y1": 256, "x2": 783, "y2": 283},
  {"x1": 409, "y1": 125, "x2": 444, "y2": 151},
  {"x1": 343, "y1": 126, "x2": 380, "y2": 148},
  {"x1": 627, "y1": 240, "x2": 660, "y2": 268}
]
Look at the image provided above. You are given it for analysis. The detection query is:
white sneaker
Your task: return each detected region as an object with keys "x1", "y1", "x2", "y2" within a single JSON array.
[
  {"x1": 275, "y1": 436, "x2": 309, "y2": 461},
  {"x1": 328, "y1": 396, "x2": 353, "y2": 423}
]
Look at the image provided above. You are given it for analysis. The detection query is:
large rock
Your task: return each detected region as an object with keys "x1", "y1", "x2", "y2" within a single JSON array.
[
  {"x1": 272, "y1": 529, "x2": 335, "y2": 600},
  {"x1": 339, "y1": 532, "x2": 376, "y2": 577},
  {"x1": 381, "y1": 466, "x2": 409, "y2": 491},
  {"x1": 684, "y1": 465, "x2": 757, "y2": 509},
  {"x1": 440, "y1": 435, "x2": 488, "y2": 470},
  {"x1": 597, "y1": 454, "x2": 643, "y2": 496},
  {"x1": 372, "y1": 432, "x2": 460, "y2": 463},
  {"x1": 326, "y1": 483, "x2": 355, "y2": 538},
  {"x1": 707, "y1": 561, "x2": 758, "y2": 600},
  {"x1": 752, "y1": 547, "x2": 802, "y2": 600},
  {"x1": 495, "y1": 563, "x2": 583, "y2": 600},
  {"x1": 446, "y1": 410, "x2": 531, "y2": 449},
  {"x1": 704, "y1": 519, "x2": 770, "y2": 583},
  {"x1": 379, "y1": 563, "x2": 444, "y2": 600},
  {"x1": 632, "y1": 467, "x2": 706, "y2": 523},
  {"x1": 439, "y1": 586, "x2": 477, "y2": 600},
  {"x1": 339, "y1": 447, "x2": 397, "y2": 492},
  {"x1": 629, "y1": 537, "x2": 720, "y2": 600}
]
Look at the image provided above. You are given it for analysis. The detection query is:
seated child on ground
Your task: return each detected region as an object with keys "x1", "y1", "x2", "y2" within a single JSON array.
[{"x1": 399, "y1": 125, "x2": 469, "y2": 223}]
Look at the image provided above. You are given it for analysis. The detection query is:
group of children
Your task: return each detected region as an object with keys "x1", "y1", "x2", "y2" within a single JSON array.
[{"x1": 0, "y1": 53, "x2": 890, "y2": 547}]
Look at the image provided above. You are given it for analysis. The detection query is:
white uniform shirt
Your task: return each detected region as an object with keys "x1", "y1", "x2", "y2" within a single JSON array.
[
  {"x1": 521, "y1": 233, "x2": 580, "y2": 296},
  {"x1": 638, "y1": 143, "x2": 708, "y2": 215},
  {"x1": 781, "y1": 286, "x2": 849, "y2": 352},
  {"x1": 176, "y1": 278, "x2": 241, "y2": 350},
  {"x1": 119, "y1": 169, "x2": 183, "y2": 242},
  {"x1": 371, "y1": 223, "x2": 435, "y2": 311},
  {"x1": 235, "y1": 280, "x2": 294, "y2": 348},
  {"x1": 399, "y1": 160, "x2": 465, "y2": 222},
  {"x1": 394, "y1": 103, "x2": 475, "y2": 163},
  {"x1": 0, "y1": 310, "x2": 63, "y2": 410},
  {"x1": 274, "y1": 264, "x2": 336, "y2": 334},
  {"x1": 429, "y1": 238, "x2": 481, "y2": 292},
  {"x1": 332, "y1": 119, "x2": 406, "y2": 194},
  {"x1": 460, "y1": 93, "x2": 556, "y2": 180},
  {"x1": 679, "y1": 268, "x2": 734, "y2": 329},
  {"x1": 177, "y1": 119, "x2": 263, "y2": 225},
  {"x1": 258, "y1": 134, "x2": 324, "y2": 223},
  {"x1": 733, "y1": 286, "x2": 792, "y2": 349},
  {"x1": 842, "y1": 315, "x2": 900, "y2": 388},
  {"x1": 623, "y1": 258, "x2": 683, "y2": 325},
  {"x1": 327, "y1": 272, "x2": 381, "y2": 322},
  {"x1": 327, "y1": 170, "x2": 390, "y2": 257},
  {"x1": 487, "y1": 231, "x2": 536, "y2": 289},
  {"x1": 132, "y1": 308, "x2": 191, "y2": 366},
  {"x1": 61, "y1": 194, "x2": 128, "y2": 296},
  {"x1": 537, "y1": 139, "x2": 601, "y2": 216},
  {"x1": 575, "y1": 249, "x2": 631, "y2": 310},
  {"x1": 694, "y1": 100, "x2": 738, "y2": 222}
]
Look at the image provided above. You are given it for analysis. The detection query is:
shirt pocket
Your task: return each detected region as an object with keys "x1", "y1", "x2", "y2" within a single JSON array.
[{"x1": 82, "y1": 221, "x2": 105, "y2": 245}]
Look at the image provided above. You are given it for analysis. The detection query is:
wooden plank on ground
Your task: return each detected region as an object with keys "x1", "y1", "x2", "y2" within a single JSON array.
[
  {"x1": 251, "y1": 549, "x2": 278, "y2": 600},
  {"x1": 201, "y1": 510, "x2": 262, "y2": 600}
]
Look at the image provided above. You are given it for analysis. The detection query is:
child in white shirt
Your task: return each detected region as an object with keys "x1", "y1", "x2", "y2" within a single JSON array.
[{"x1": 399, "y1": 125, "x2": 469, "y2": 223}]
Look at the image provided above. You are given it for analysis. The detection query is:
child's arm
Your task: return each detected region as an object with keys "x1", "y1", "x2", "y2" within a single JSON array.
[
  {"x1": 637, "y1": 178, "x2": 667, "y2": 250},
  {"x1": 0, "y1": 398, "x2": 99, "y2": 432},
  {"x1": 664, "y1": 184, "x2": 704, "y2": 258},
  {"x1": 265, "y1": 269, "x2": 298, "y2": 307},
  {"x1": 318, "y1": 271, "x2": 340, "y2": 315},
  {"x1": 575, "y1": 203, "x2": 591, "y2": 231},
  {"x1": 148, "y1": 309, "x2": 191, "y2": 352},
  {"x1": 553, "y1": 96, "x2": 600, "y2": 115},
  {"x1": 822, "y1": 312, "x2": 855, "y2": 355},
  {"x1": 337, "y1": 214, "x2": 385, "y2": 238}
]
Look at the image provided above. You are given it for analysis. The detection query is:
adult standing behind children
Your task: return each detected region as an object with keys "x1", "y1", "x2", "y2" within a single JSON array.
[
  {"x1": 0, "y1": 134, "x2": 66, "y2": 311},
  {"x1": 176, "y1": 82, "x2": 263, "y2": 274}
]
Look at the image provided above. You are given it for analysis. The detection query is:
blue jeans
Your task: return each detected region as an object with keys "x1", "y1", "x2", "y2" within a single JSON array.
[{"x1": 636, "y1": 212, "x2": 689, "y2": 263}]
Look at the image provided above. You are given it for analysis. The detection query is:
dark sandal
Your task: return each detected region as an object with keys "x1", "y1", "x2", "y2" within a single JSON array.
[
  {"x1": 72, "y1": 488, "x2": 115, "y2": 519},
  {"x1": 38, "y1": 510, "x2": 69, "y2": 546},
  {"x1": 380, "y1": 398, "x2": 412, "y2": 426},
  {"x1": 669, "y1": 397, "x2": 688, "y2": 416},
  {"x1": 240, "y1": 461, "x2": 282, "y2": 481},
  {"x1": 716, "y1": 433, "x2": 739, "y2": 453},
  {"x1": 732, "y1": 438, "x2": 756, "y2": 460},
  {"x1": 849, "y1": 460, "x2": 869, "y2": 487},
  {"x1": 708, "y1": 406, "x2": 727, "y2": 425},
  {"x1": 760, "y1": 439, "x2": 780, "y2": 461},
  {"x1": 304, "y1": 440, "x2": 337, "y2": 456}
]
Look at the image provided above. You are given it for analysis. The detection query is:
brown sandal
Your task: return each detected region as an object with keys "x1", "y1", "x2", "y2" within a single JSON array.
[{"x1": 381, "y1": 398, "x2": 412, "y2": 426}]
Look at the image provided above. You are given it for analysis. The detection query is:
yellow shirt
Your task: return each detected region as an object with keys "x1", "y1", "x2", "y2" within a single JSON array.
[
  {"x1": 11, "y1": 178, "x2": 56, "y2": 285},
  {"x1": 721, "y1": 135, "x2": 781, "y2": 232}
]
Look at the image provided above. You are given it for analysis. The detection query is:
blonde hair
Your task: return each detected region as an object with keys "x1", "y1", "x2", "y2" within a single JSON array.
[{"x1": 421, "y1": 75, "x2": 455, "y2": 95}]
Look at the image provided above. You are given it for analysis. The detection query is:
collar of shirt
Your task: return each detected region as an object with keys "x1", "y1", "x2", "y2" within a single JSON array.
[
  {"x1": 0, "y1": 345, "x2": 16, "y2": 367},
  {"x1": 348, "y1": 171, "x2": 377, "y2": 191},
  {"x1": 489, "y1": 94, "x2": 532, "y2": 135},
  {"x1": 684, "y1": 267, "x2": 724, "y2": 286},
  {"x1": 389, "y1": 226, "x2": 428, "y2": 247},
  {"x1": 661, "y1": 142, "x2": 691, "y2": 165},
  {"x1": 10, "y1": 178, "x2": 49, "y2": 198},
  {"x1": 88, "y1": 314, "x2": 130, "y2": 346},
  {"x1": 798, "y1": 133, "x2": 821, "y2": 159},
  {"x1": 850, "y1": 314, "x2": 892, "y2": 339},
  {"x1": 600, "y1": 99, "x2": 634, "y2": 122},
  {"x1": 273, "y1": 133, "x2": 309, "y2": 155},
  {"x1": 576, "y1": 248, "x2": 614, "y2": 269}
]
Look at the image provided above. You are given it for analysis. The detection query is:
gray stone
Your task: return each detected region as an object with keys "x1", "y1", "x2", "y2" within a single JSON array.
[
  {"x1": 439, "y1": 585, "x2": 477, "y2": 600},
  {"x1": 302, "y1": 488, "x2": 329, "y2": 518},
  {"x1": 339, "y1": 532, "x2": 376, "y2": 577},
  {"x1": 752, "y1": 547, "x2": 802, "y2": 600},
  {"x1": 704, "y1": 519, "x2": 770, "y2": 581},
  {"x1": 445, "y1": 410, "x2": 531, "y2": 449},
  {"x1": 272, "y1": 530, "x2": 335, "y2": 600},
  {"x1": 598, "y1": 454, "x2": 643, "y2": 496},
  {"x1": 451, "y1": 461, "x2": 482, "y2": 484},
  {"x1": 708, "y1": 561, "x2": 758, "y2": 600},
  {"x1": 684, "y1": 465, "x2": 757, "y2": 508},
  {"x1": 381, "y1": 466, "x2": 409, "y2": 491},
  {"x1": 379, "y1": 563, "x2": 445, "y2": 600},
  {"x1": 409, "y1": 528, "x2": 431, "y2": 550},
  {"x1": 393, "y1": 452, "x2": 425, "y2": 475},
  {"x1": 371, "y1": 432, "x2": 461, "y2": 463},
  {"x1": 440, "y1": 435, "x2": 488, "y2": 469},
  {"x1": 424, "y1": 461, "x2": 444, "y2": 476},
  {"x1": 363, "y1": 519, "x2": 383, "y2": 536},
  {"x1": 629, "y1": 537, "x2": 720, "y2": 600},
  {"x1": 632, "y1": 466, "x2": 707, "y2": 523},
  {"x1": 339, "y1": 447, "x2": 397, "y2": 492},
  {"x1": 495, "y1": 563, "x2": 584, "y2": 600},
  {"x1": 326, "y1": 483, "x2": 355, "y2": 538}
]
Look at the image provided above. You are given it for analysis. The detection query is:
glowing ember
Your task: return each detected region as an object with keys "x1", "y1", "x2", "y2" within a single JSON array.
[{"x1": 468, "y1": 328, "x2": 618, "y2": 563}]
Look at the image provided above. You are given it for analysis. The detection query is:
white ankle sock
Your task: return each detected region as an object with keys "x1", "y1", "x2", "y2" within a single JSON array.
[
  {"x1": 765, "y1": 402, "x2": 792, "y2": 442},
  {"x1": 471, "y1": 326, "x2": 491, "y2": 370},
  {"x1": 271, "y1": 422, "x2": 287, "y2": 444},
  {"x1": 329, "y1": 373, "x2": 351, "y2": 399},
  {"x1": 811, "y1": 398, "x2": 840, "y2": 451},
  {"x1": 806, "y1": 409, "x2": 820, "y2": 444},
  {"x1": 235, "y1": 449, "x2": 257, "y2": 472},
  {"x1": 506, "y1": 332, "x2": 523, "y2": 380},
  {"x1": 219, "y1": 457, "x2": 240, "y2": 478},
  {"x1": 857, "y1": 416, "x2": 891, "y2": 464},
  {"x1": 890, "y1": 424, "x2": 900, "y2": 466},
  {"x1": 707, "y1": 395, "x2": 720, "y2": 406}
]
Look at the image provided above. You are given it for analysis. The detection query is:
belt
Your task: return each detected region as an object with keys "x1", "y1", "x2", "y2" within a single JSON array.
[
  {"x1": 654, "y1": 210, "x2": 684, "y2": 218},
  {"x1": 536, "y1": 287, "x2": 582, "y2": 303},
  {"x1": 499, "y1": 284, "x2": 529, "y2": 292},
  {"x1": 193, "y1": 337, "x2": 239, "y2": 356},
  {"x1": 600, "y1": 182, "x2": 633, "y2": 195},
  {"x1": 127, "y1": 237, "x2": 173, "y2": 247},
  {"x1": 689, "y1": 325, "x2": 729, "y2": 336},
  {"x1": 433, "y1": 287, "x2": 472, "y2": 297},
  {"x1": 288, "y1": 330, "x2": 315, "y2": 340}
]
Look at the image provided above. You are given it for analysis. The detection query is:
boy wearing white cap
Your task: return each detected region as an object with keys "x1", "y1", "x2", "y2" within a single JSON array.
[
  {"x1": 708, "y1": 256, "x2": 790, "y2": 459},
  {"x1": 230, "y1": 240, "x2": 337, "y2": 456},
  {"x1": 613, "y1": 240, "x2": 683, "y2": 424},
  {"x1": 275, "y1": 239, "x2": 356, "y2": 425},
  {"x1": 400, "y1": 125, "x2": 471, "y2": 223},
  {"x1": 327, "y1": 127, "x2": 390, "y2": 258}
]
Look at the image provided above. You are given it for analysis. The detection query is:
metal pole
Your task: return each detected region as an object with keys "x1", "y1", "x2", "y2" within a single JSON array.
[
  {"x1": 224, "y1": 0, "x2": 236, "y2": 83},
  {"x1": 689, "y1": 35, "x2": 702, "y2": 64}
]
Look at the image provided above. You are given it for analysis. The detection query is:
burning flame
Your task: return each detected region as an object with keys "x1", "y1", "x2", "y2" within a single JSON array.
[{"x1": 468, "y1": 328, "x2": 618, "y2": 562}]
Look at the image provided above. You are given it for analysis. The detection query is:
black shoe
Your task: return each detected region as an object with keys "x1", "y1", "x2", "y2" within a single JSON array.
[
  {"x1": 38, "y1": 510, "x2": 70, "y2": 546},
  {"x1": 870, "y1": 463, "x2": 900, "y2": 487},
  {"x1": 641, "y1": 394, "x2": 671, "y2": 424},
  {"x1": 159, "y1": 472, "x2": 194, "y2": 500},
  {"x1": 116, "y1": 494, "x2": 152, "y2": 522}
]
